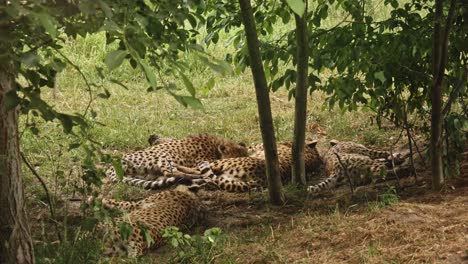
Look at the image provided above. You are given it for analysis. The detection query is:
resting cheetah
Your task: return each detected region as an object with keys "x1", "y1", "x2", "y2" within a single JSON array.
[
  {"x1": 106, "y1": 134, "x2": 248, "y2": 189},
  {"x1": 307, "y1": 140, "x2": 404, "y2": 193},
  {"x1": 98, "y1": 185, "x2": 204, "y2": 257},
  {"x1": 196, "y1": 140, "x2": 323, "y2": 192}
]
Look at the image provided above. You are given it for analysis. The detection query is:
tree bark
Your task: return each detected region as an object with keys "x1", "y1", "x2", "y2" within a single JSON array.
[
  {"x1": 291, "y1": 4, "x2": 309, "y2": 186},
  {"x1": 0, "y1": 64, "x2": 35, "y2": 264},
  {"x1": 238, "y1": 0, "x2": 284, "y2": 205}
]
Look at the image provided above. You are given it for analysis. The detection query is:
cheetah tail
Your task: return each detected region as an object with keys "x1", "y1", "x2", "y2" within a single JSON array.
[{"x1": 122, "y1": 176, "x2": 203, "y2": 190}]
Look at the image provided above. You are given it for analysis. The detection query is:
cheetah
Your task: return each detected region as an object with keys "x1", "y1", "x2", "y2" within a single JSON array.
[
  {"x1": 97, "y1": 185, "x2": 204, "y2": 257},
  {"x1": 307, "y1": 140, "x2": 405, "y2": 193},
  {"x1": 106, "y1": 134, "x2": 249, "y2": 190},
  {"x1": 196, "y1": 140, "x2": 323, "y2": 192}
]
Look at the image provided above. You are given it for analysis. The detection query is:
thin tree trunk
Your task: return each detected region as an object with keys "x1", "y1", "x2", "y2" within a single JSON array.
[
  {"x1": 238, "y1": 0, "x2": 284, "y2": 205},
  {"x1": 291, "y1": 4, "x2": 309, "y2": 186},
  {"x1": 431, "y1": 0, "x2": 456, "y2": 190},
  {"x1": 0, "y1": 65, "x2": 35, "y2": 264}
]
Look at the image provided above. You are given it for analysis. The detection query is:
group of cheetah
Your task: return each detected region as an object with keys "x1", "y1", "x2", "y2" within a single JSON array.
[{"x1": 96, "y1": 133, "x2": 409, "y2": 257}]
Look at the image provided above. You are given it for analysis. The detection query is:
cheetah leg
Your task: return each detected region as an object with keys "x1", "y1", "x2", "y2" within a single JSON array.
[
  {"x1": 175, "y1": 164, "x2": 202, "y2": 176},
  {"x1": 101, "y1": 198, "x2": 142, "y2": 212},
  {"x1": 161, "y1": 169, "x2": 201, "y2": 178},
  {"x1": 156, "y1": 160, "x2": 202, "y2": 178},
  {"x1": 196, "y1": 161, "x2": 257, "y2": 192},
  {"x1": 307, "y1": 173, "x2": 339, "y2": 193}
]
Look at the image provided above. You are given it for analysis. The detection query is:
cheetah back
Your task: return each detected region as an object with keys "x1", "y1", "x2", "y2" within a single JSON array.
[
  {"x1": 308, "y1": 141, "x2": 392, "y2": 193},
  {"x1": 106, "y1": 134, "x2": 248, "y2": 189},
  {"x1": 101, "y1": 186, "x2": 204, "y2": 257}
]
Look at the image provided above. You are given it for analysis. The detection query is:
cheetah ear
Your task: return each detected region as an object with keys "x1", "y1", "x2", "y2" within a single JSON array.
[
  {"x1": 148, "y1": 134, "x2": 160, "y2": 146},
  {"x1": 238, "y1": 142, "x2": 246, "y2": 147},
  {"x1": 306, "y1": 140, "x2": 318, "y2": 148},
  {"x1": 329, "y1": 139, "x2": 339, "y2": 146},
  {"x1": 218, "y1": 144, "x2": 226, "y2": 153}
]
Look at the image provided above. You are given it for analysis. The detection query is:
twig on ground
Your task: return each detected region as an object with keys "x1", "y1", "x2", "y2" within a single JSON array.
[
  {"x1": 403, "y1": 107, "x2": 417, "y2": 182},
  {"x1": 409, "y1": 128, "x2": 428, "y2": 168}
]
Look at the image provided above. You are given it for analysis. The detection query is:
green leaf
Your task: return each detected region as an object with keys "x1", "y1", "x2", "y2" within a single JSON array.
[
  {"x1": 280, "y1": 10, "x2": 291, "y2": 24},
  {"x1": 51, "y1": 58, "x2": 66, "y2": 72},
  {"x1": 286, "y1": 0, "x2": 305, "y2": 16},
  {"x1": 37, "y1": 13, "x2": 57, "y2": 38},
  {"x1": 196, "y1": 55, "x2": 232, "y2": 75},
  {"x1": 319, "y1": 5, "x2": 328, "y2": 20},
  {"x1": 5, "y1": 90, "x2": 20, "y2": 111},
  {"x1": 58, "y1": 114, "x2": 73, "y2": 134},
  {"x1": 21, "y1": 52, "x2": 40, "y2": 68},
  {"x1": 143, "y1": 0, "x2": 155, "y2": 10},
  {"x1": 187, "y1": 14, "x2": 197, "y2": 28},
  {"x1": 110, "y1": 79, "x2": 129, "y2": 90},
  {"x1": 205, "y1": 77, "x2": 215, "y2": 91},
  {"x1": 118, "y1": 222, "x2": 132, "y2": 241},
  {"x1": 112, "y1": 159, "x2": 124, "y2": 180},
  {"x1": 179, "y1": 71, "x2": 196, "y2": 96},
  {"x1": 171, "y1": 238, "x2": 179, "y2": 248},
  {"x1": 140, "y1": 61, "x2": 158, "y2": 89},
  {"x1": 172, "y1": 93, "x2": 204, "y2": 109},
  {"x1": 68, "y1": 143, "x2": 81, "y2": 150},
  {"x1": 29, "y1": 126, "x2": 39, "y2": 135},
  {"x1": 104, "y1": 50, "x2": 128, "y2": 71},
  {"x1": 101, "y1": 20, "x2": 121, "y2": 33},
  {"x1": 374, "y1": 71, "x2": 386, "y2": 83},
  {"x1": 97, "y1": 88, "x2": 111, "y2": 99},
  {"x1": 182, "y1": 96, "x2": 203, "y2": 109},
  {"x1": 98, "y1": 0, "x2": 113, "y2": 18},
  {"x1": 140, "y1": 225, "x2": 155, "y2": 247}
]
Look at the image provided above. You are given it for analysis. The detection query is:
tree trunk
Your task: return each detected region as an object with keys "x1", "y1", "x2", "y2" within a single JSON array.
[
  {"x1": 238, "y1": 0, "x2": 284, "y2": 205},
  {"x1": 291, "y1": 5, "x2": 309, "y2": 186},
  {"x1": 430, "y1": 0, "x2": 456, "y2": 190},
  {"x1": 0, "y1": 64, "x2": 35, "y2": 264}
]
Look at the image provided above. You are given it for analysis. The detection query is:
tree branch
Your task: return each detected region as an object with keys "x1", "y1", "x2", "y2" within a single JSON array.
[
  {"x1": 442, "y1": 67, "x2": 468, "y2": 116},
  {"x1": 20, "y1": 152, "x2": 55, "y2": 220},
  {"x1": 436, "y1": 0, "x2": 457, "y2": 85},
  {"x1": 50, "y1": 46, "x2": 94, "y2": 117}
]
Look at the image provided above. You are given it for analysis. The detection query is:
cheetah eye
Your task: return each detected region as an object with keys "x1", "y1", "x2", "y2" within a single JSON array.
[{"x1": 238, "y1": 142, "x2": 246, "y2": 147}]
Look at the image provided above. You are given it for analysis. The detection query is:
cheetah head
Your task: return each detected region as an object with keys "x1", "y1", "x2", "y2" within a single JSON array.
[{"x1": 217, "y1": 142, "x2": 249, "y2": 159}]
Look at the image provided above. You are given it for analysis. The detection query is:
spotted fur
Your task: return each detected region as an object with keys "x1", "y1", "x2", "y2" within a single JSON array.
[
  {"x1": 106, "y1": 134, "x2": 248, "y2": 189},
  {"x1": 99, "y1": 185, "x2": 204, "y2": 257},
  {"x1": 307, "y1": 140, "x2": 404, "y2": 193},
  {"x1": 196, "y1": 140, "x2": 323, "y2": 192}
]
